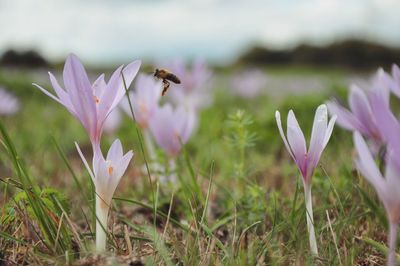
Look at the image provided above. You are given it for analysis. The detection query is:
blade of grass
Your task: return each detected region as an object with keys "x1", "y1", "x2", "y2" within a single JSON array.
[
  {"x1": 200, "y1": 160, "x2": 215, "y2": 225},
  {"x1": 113, "y1": 197, "x2": 189, "y2": 232},
  {"x1": 121, "y1": 72, "x2": 156, "y2": 228}
]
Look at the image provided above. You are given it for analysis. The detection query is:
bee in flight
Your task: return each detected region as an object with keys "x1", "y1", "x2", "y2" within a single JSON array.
[{"x1": 154, "y1": 68, "x2": 181, "y2": 96}]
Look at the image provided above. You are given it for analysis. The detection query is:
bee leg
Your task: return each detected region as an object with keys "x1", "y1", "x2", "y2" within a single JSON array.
[{"x1": 162, "y1": 80, "x2": 170, "y2": 96}]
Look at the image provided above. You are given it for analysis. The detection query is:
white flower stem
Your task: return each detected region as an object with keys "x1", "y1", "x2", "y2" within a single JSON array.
[
  {"x1": 95, "y1": 194, "x2": 109, "y2": 253},
  {"x1": 168, "y1": 158, "x2": 177, "y2": 184},
  {"x1": 143, "y1": 128, "x2": 156, "y2": 160},
  {"x1": 388, "y1": 222, "x2": 398, "y2": 266},
  {"x1": 304, "y1": 183, "x2": 318, "y2": 256}
]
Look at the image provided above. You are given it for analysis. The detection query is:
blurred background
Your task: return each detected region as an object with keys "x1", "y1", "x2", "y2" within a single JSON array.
[
  {"x1": 1, "y1": 0, "x2": 400, "y2": 160},
  {"x1": 1, "y1": 0, "x2": 399, "y2": 68}
]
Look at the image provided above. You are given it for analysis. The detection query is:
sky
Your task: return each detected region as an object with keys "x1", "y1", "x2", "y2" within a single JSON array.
[{"x1": 1, "y1": 0, "x2": 400, "y2": 64}]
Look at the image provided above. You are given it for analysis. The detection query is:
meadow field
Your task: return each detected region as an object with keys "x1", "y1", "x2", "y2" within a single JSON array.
[{"x1": 0, "y1": 62, "x2": 395, "y2": 265}]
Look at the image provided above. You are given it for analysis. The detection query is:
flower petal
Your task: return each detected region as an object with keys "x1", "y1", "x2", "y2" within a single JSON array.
[
  {"x1": 307, "y1": 104, "x2": 328, "y2": 171},
  {"x1": 275, "y1": 110, "x2": 295, "y2": 160},
  {"x1": 107, "y1": 139, "x2": 123, "y2": 161},
  {"x1": 32, "y1": 83, "x2": 63, "y2": 105},
  {"x1": 48, "y1": 72, "x2": 76, "y2": 115},
  {"x1": 113, "y1": 150, "x2": 134, "y2": 185},
  {"x1": 323, "y1": 115, "x2": 336, "y2": 148},
  {"x1": 370, "y1": 88, "x2": 400, "y2": 146},
  {"x1": 326, "y1": 100, "x2": 358, "y2": 131},
  {"x1": 63, "y1": 54, "x2": 97, "y2": 137},
  {"x1": 110, "y1": 60, "x2": 141, "y2": 111},
  {"x1": 92, "y1": 74, "x2": 107, "y2": 98},
  {"x1": 286, "y1": 110, "x2": 307, "y2": 164},
  {"x1": 353, "y1": 132, "x2": 384, "y2": 194},
  {"x1": 97, "y1": 65, "x2": 124, "y2": 123},
  {"x1": 348, "y1": 85, "x2": 378, "y2": 137}
]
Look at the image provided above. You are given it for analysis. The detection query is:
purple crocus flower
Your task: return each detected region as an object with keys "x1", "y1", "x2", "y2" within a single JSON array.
[
  {"x1": 0, "y1": 87, "x2": 20, "y2": 115},
  {"x1": 353, "y1": 132, "x2": 400, "y2": 266},
  {"x1": 276, "y1": 104, "x2": 337, "y2": 185},
  {"x1": 33, "y1": 54, "x2": 140, "y2": 146},
  {"x1": 149, "y1": 103, "x2": 195, "y2": 157},
  {"x1": 276, "y1": 104, "x2": 336, "y2": 255},
  {"x1": 230, "y1": 69, "x2": 268, "y2": 99},
  {"x1": 76, "y1": 139, "x2": 133, "y2": 252},
  {"x1": 326, "y1": 69, "x2": 391, "y2": 147},
  {"x1": 168, "y1": 58, "x2": 213, "y2": 111},
  {"x1": 121, "y1": 73, "x2": 162, "y2": 129}
]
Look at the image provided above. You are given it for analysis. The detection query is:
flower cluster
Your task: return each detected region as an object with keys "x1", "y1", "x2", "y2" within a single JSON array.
[
  {"x1": 33, "y1": 55, "x2": 213, "y2": 251},
  {"x1": 34, "y1": 54, "x2": 139, "y2": 252},
  {"x1": 327, "y1": 64, "x2": 400, "y2": 266},
  {"x1": 0, "y1": 87, "x2": 20, "y2": 115}
]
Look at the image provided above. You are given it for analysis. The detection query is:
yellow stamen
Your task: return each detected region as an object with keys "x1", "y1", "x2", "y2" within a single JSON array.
[
  {"x1": 108, "y1": 166, "x2": 114, "y2": 174},
  {"x1": 94, "y1": 96, "x2": 100, "y2": 104}
]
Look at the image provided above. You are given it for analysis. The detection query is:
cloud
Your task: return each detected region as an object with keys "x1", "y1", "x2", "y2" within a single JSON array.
[{"x1": 0, "y1": 0, "x2": 399, "y2": 64}]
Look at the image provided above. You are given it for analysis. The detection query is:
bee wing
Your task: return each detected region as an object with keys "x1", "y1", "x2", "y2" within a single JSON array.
[{"x1": 166, "y1": 73, "x2": 181, "y2": 84}]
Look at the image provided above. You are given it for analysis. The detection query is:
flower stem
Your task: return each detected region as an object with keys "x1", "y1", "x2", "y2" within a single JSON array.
[
  {"x1": 388, "y1": 222, "x2": 398, "y2": 266},
  {"x1": 96, "y1": 194, "x2": 109, "y2": 253},
  {"x1": 304, "y1": 184, "x2": 318, "y2": 256}
]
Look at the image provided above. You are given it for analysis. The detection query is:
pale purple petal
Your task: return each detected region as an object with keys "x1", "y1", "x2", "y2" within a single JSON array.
[
  {"x1": 275, "y1": 111, "x2": 295, "y2": 159},
  {"x1": 326, "y1": 100, "x2": 356, "y2": 131},
  {"x1": 32, "y1": 83, "x2": 63, "y2": 105},
  {"x1": 348, "y1": 85, "x2": 378, "y2": 137},
  {"x1": 48, "y1": 72, "x2": 76, "y2": 115},
  {"x1": 92, "y1": 74, "x2": 107, "y2": 98},
  {"x1": 370, "y1": 89, "x2": 400, "y2": 150},
  {"x1": 149, "y1": 104, "x2": 181, "y2": 156},
  {"x1": 107, "y1": 139, "x2": 123, "y2": 161},
  {"x1": 307, "y1": 105, "x2": 328, "y2": 171},
  {"x1": 370, "y1": 68, "x2": 391, "y2": 105},
  {"x1": 63, "y1": 54, "x2": 97, "y2": 137},
  {"x1": 110, "y1": 60, "x2": 141, "y2": 110},
  {"x1": 323, "y1": 115, "x2": 337, "y2": 148},
  {"x1": 113, "y1": 150, "x2": 134, "y2": 186},
  {"x1": 287, "y1": 110, "x2": 307, "y2": 166},
  {"x1": 97, "y1": 65, "x2": 124, "y2": 123},
  {"x1": 121, "y1": 74, "x2": 163, "y2": 128},
  {"x1": 353, "y1": 132, "x2": 385, "y2": 193}
]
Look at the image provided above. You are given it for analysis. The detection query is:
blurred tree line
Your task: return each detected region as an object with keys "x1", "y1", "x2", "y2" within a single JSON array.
[
  {"x1": 1, "y1": 39, "x2": 400, "y2": 70},
  {"x1": 239, "y1": 39, "x2": 400, "y2": 69}
]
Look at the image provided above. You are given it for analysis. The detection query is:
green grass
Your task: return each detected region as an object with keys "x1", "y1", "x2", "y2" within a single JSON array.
[{"x1": 0, "y1": 68, "x2": 392, "y2": 265}]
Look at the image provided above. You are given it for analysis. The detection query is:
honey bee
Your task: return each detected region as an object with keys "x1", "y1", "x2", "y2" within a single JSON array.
[{"x1": 154, "y1": 68, "x2": 181, "y2": 96}]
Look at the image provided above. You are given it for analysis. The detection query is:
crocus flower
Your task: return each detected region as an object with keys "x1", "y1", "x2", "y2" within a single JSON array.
[
  {"x1": 353, "y1": 132, "x2": 400, "y2": 266},
  {"x1": 76, "y1": 139, "x2": 133, "y2": 252},
  {"x1": 33, "y1": 54, "x2": 140, "y2": 146},
  {"x1": 326, "y1": 69, "x2": 391, "y2": 147},
  {"x1": 149, "y1": 103, "x2": 195, "y2": 157},
  {"x1": 168, "y1": 58, "x2": 213, "y2": 111},
  {"x1": 230, "y1": 69, "x2": 268, "y2": 98},
  {"x1": 0, "y1": 87, "x2": 20, "y2": 115},
  {"x1": 121, "y1": 73, "x2": 162, "y2": 129},
  {"x1": 275, "y1": 104, "x2": 336, "y2": 255}
]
